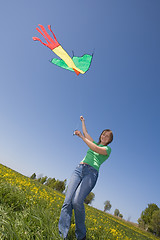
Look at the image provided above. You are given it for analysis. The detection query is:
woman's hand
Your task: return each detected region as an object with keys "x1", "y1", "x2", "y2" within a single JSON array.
[
  {"x1": 74, "y1": 130, "x2": 83, "y2": 138},
  {"x1": 80, "y1": 116, "x2": 85, "y2": 121}
]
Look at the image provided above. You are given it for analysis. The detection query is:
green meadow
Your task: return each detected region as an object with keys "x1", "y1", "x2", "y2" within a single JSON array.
[{"x1": 0, "y1": 163, "x2": 158, "y2": 240}]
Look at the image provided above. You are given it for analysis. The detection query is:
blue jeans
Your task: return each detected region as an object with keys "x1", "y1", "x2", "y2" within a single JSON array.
[{"x1": 59, "y1": 164, "x2": 98, "y2": 240}]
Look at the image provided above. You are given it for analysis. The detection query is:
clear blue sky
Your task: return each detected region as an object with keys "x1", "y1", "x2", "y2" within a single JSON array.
[{"x1": 0, "y1": 0, "x2": 160, "y2": 223}]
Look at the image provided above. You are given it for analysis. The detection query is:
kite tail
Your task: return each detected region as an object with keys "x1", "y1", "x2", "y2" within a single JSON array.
[
  {"x1": 32, "y1": 24, "x2": 60, "y2": 50},
  {"x1": 48, "y1": 25, "x2": 59, "y2": 42}
]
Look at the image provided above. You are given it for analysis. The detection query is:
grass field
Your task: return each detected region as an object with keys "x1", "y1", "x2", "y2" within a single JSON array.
[{"x1": 0, "y1": 163, "x2": 159, "y2": 240}]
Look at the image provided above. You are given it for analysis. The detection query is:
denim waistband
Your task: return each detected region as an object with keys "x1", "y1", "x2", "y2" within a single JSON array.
[{"x1": 78, "y1": 163, "x2": 98, "y2": 173}]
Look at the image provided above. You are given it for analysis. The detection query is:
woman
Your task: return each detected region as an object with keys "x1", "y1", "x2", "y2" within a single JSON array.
[{"x1": 59, "y1": 116, "x2": 113, "y2": 240}]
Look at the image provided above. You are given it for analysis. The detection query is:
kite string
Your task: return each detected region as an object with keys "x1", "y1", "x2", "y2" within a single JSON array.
[{"x1": 73, "y1": 83, "x2": 83, "y2": 135}]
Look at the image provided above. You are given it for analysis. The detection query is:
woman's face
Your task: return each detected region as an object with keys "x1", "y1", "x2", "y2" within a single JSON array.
[{"x1": 100, "y1": 131, "x2": 111, "y2": 145}]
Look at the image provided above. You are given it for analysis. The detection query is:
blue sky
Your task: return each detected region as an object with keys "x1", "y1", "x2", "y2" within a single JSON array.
[{"x1": 0, "y1": 0, "x2": 160, "y2": 223}]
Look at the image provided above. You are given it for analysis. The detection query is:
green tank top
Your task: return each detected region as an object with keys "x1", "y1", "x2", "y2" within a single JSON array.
[{"x1": 81, "y1": 141, "x2": 111, "y2": 171}]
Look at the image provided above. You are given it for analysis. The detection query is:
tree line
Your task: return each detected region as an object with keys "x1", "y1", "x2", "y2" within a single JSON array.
[
  {"x1": 104, "y1": 200, "x2": 160, "y2": 237},
  {"x1": 30, "y1": 173, "x2": 67, "y2": 193},
  {"x1": 138, "y1": 203, "x2": 160, "y2": 237},
  {"x1": 104, "y1": 200, "x2": 123, "y2": 219}
]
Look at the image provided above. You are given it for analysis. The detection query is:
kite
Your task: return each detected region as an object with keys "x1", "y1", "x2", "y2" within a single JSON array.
[{"x1": 32, "y1": 24, "x2": 93, "y2": 75}]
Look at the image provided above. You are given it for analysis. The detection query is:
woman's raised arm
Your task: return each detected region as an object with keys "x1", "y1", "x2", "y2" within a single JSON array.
[{"x1": 80, "y1": 116, "x2": 94, "y2": 142}]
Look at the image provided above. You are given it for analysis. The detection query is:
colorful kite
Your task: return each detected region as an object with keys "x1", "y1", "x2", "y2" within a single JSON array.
[{"x1": 33, "y1": 25, "x2": 93, "y2": 75}]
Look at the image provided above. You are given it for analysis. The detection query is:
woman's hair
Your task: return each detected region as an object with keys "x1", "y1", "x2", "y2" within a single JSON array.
[{"x1": 97, "y1": 129, "x2": 113, "y2": 145}]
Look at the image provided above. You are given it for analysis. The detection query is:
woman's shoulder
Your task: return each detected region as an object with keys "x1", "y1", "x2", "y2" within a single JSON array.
[{"x1": 105, "y1": 145, "x2": 111, "y2": 155}]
